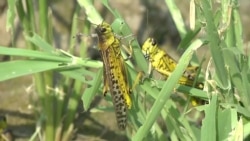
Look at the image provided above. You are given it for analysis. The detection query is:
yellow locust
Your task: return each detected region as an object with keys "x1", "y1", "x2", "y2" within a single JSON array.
[
  {"x1": 142, "y1": 38, "x2": 203, "y2": 89},
  {"x1": 95, "y1": 21, "x2": 132, "y2": 130}
]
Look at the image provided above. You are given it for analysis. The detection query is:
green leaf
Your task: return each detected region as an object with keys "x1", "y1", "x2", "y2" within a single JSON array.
[
  {"x1": 200, "y1": 0, "x2": 229, "y2": 89},
  {"x1": 217, "y1": 108, "x2": 237, "y2": 141},
  {"x1": 201, "y1": 94, "x2": 217, "y2": 141},
  {"x1": 0, "y1": 46, "x2": 70, "y2": 62},
  {"x1": 6, "y1": 0, "x2": 16, "y2": 32},
  {"x1": 25, "y1": 33, "x2": 55, "y2": 52},
  {"x1": 59, "y1": 67, "x2": 97, "y2": 85},
  {"x1": 81, "y1": 68, "x2": 103, "y2": 110},
  {"x1": 77, "y1": 0, "x2": 102, "y2": 24},
  {"x1": 0, "y1": 60, "x2": 64, "y2": 81},
  {"x1": 164, "y1": 0, "x2": 187, "y2": 38}
]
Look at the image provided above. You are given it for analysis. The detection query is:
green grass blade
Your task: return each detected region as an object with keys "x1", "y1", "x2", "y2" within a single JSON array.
[
  {"x1": 201, "y1": 94, "x2": 217, "y2": 141},
  {"x1": 164, "y1": 0, "x2": 187, "y2": 38},
  {"x1": 0, "y1": 46, "x2": 70, "y2": 62},
  {"x1": 6, "y1": 0, "x2": 16, "y2": 32},
  {"x1": 217, "y1": 108, "x2": 238, "y2": 141},
  {"x1": 59, "y1": 67, "x2": 96, "y2": 85},
  {"x1": 244, "y1": 120, "x2": 250, "y2": 139},
  {"x1": 81, "y1": 68, "x2": 103, "y2": 110},
  {"x1": 232, "y1": 3, "x2": 243, "y2": 51},
  {"x1": 178, "y1": 27, "x2": 201, "y2": 50},
  {"x1": 25, "y1": 33, "x2": 55, "y2": 52},
  {"x1": 77, "y1": 0, "x2": 102, "y2": 24},
  {"x1": 0, "y1": 60, "x2": 64, "y2": 81},
  {"x1": 223, "y1": 48, "x2": 250, "y2": 111},
  {"x1": 101, "y1": 0, "x2": 121, "y2": 18},
  {"x1": 200, "y1": 0, "x2": 229, "y2": 88}
]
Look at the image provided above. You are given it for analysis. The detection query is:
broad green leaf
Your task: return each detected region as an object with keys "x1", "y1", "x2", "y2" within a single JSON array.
[
  {"x1": 81, "y1": 68, "x2": 103, "y2": 110},
  {"x1": 217, "y1": 108, "x2": 238, "y2": 141},
  {"x1": 201, "y1": 94, "x2": 217, "y2": 141},
  {"x1": 0, "y1": 60, "x2": 64, "y2": 81}
]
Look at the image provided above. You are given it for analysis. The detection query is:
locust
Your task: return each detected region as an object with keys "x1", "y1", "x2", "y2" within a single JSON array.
[
  {"x1": 95, "y1": 21, "x2": 132, "y2": 130},
  {"x1": 142, "y1": 38, "x2": 203, "y2": 89}
]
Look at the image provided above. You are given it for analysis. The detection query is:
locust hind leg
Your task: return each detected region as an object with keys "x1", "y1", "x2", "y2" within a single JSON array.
[
  {"x1": 131, "y1": 71, "x2": 145, "y2": 91},
  {"x1": 102, "y1": 67, "x2": 109, "y2": 96},
  {"x1": 122, "y1": 38, "x2": 135, "y2": 61}
]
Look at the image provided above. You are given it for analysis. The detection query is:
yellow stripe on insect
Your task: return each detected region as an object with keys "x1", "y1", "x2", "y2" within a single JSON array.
[
  {"x1": 142, "y1": 38, "x2": 203, "y2": 89},
  {"x1": 95, "y1": 21, "x2": 132, "y2": 130}
]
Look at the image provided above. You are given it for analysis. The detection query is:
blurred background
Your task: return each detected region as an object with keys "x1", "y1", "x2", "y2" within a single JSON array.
[{"x1": 0, "y1": 0, "x2": 250, "y2": 140}]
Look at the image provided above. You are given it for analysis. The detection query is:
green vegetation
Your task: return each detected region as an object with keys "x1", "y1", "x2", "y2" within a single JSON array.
[{"x1": 0, "y1": 0, "x2": 249, "y2": 140}]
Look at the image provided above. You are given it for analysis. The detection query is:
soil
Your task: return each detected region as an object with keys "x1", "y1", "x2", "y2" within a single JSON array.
[{"x1": 0, "y1": 0, "x2": 249, "y2": 140}]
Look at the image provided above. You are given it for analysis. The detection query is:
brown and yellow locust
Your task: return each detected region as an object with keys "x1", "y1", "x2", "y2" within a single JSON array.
[
  {"x1": 142, "y1": 38, "x2": 203, "y2": 89},
  {"x1": 95, "y1": 21, "x2": 132, "y2": 129}
]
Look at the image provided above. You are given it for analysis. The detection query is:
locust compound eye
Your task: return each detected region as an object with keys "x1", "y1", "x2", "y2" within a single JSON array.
[
  {"x1": 151, "y1": 39, "x2": 157, "y2": 46},
  {"x1": 100, "y1": 27, "x2": 107, "y2": 33}
]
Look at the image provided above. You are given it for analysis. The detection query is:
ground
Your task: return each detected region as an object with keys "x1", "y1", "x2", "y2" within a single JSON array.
[{"x1": 0, "y1": 0, "x2": 250, "y2": 140}]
